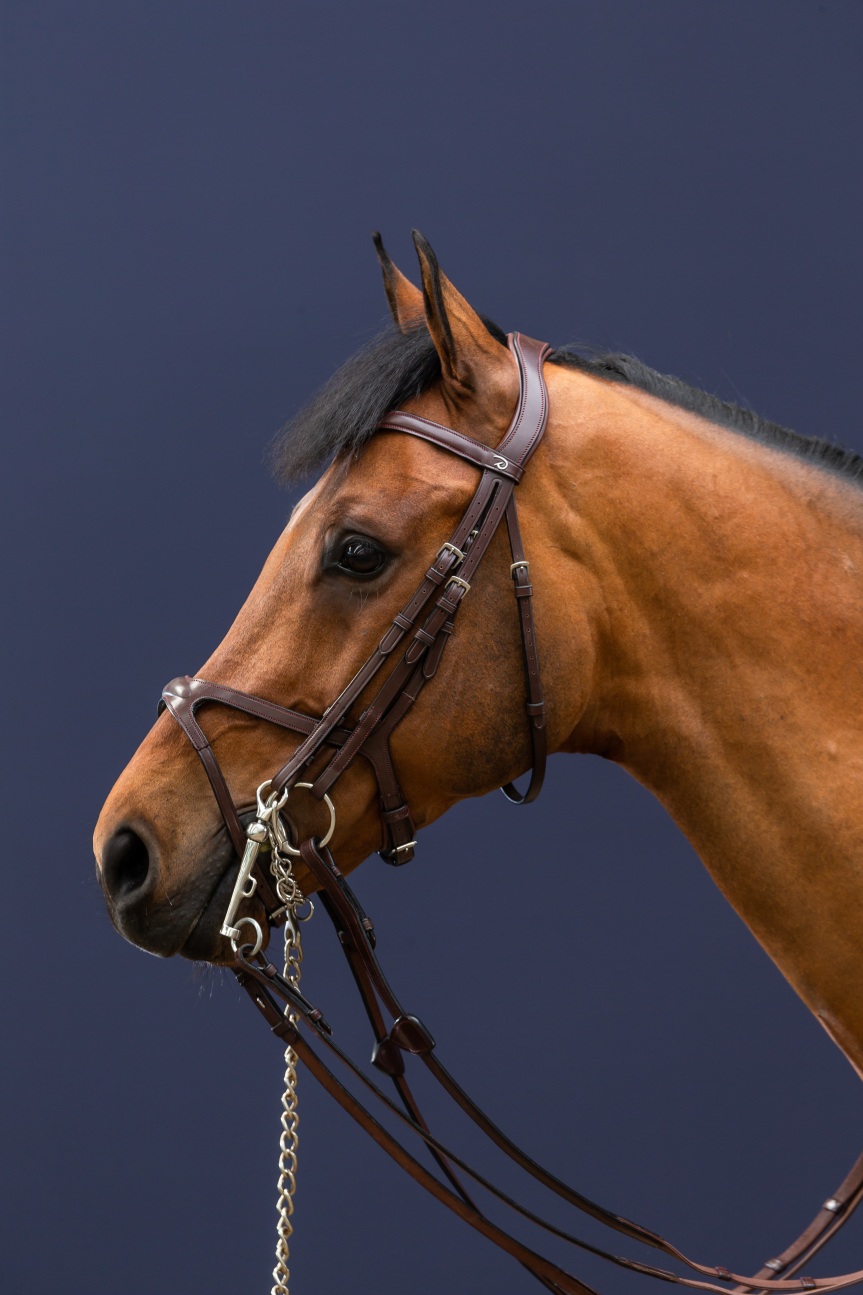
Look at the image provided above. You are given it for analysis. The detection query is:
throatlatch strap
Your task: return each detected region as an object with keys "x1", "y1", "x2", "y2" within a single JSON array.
[{"x1": 501, "y1": 492, "x2": 546, "y2": 804}]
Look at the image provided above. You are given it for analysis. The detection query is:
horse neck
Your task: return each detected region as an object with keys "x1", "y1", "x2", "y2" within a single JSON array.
[{"x1": 546, "y1": 365, "x2": 863, "y2": 1071}]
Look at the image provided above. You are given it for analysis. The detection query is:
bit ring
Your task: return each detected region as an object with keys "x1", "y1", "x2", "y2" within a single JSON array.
[
  {"x1": 230, "y1": 916, "x2": 263, "y2": 958},
  {"x1": 275, "y1": 782, "x2": 336, "y2": 857}
]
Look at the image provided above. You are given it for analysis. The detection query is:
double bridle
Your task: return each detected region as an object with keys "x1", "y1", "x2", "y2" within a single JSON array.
[{"x1": 159, "y1": 333, "x2": 863, "y2": 1295}]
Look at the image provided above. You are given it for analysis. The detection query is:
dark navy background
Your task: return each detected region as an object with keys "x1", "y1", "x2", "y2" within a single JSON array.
[{"x1": 3, "y1": 3, "x2": 863, "y2": 1292}]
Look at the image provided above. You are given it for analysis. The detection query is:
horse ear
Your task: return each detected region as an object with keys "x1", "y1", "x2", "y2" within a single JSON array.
[
  {"x1": 411, "y1": 229, "x2": 513, "y2": 406},
  {"x1": 372, "y1": 231, "x2": 425, "y2": 332}
]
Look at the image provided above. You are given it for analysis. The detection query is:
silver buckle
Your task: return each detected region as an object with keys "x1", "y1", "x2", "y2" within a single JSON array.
[
  {"x1": 446, "y1": 576, "x2": 471, "y2": 596},
  {"x1": 510, "y1": 560, "x2": 529, "y2": 577},
  {"x1": 436, "y1": 541, "x2": 465, "y2": 566}
]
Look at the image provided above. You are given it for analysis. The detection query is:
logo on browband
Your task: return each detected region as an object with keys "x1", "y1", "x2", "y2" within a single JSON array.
[{"x1": 493, "y1": 456, "x2": 509, "y2": 470}]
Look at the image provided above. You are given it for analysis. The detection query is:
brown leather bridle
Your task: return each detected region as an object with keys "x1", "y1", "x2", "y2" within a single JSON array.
[
  {"x1": 159, "y1": 332, "x2": 863, "y2": 1295},
  {"x1": 160, "y1": 331, "x2": 550, "y2": 882}
]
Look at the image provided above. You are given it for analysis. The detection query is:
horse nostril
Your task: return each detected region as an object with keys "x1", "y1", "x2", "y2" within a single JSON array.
[{"x1": 102, "y1": 828, "x2": 151, "y2": 902}]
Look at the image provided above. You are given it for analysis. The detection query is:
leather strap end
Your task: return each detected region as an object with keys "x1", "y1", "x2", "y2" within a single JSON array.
[
  {"x1": 405, "y1": 638, "x2": 426, "y2": 665},
  {"x1": 423, "y1": 621, "x2": 454, "y2": 680}
]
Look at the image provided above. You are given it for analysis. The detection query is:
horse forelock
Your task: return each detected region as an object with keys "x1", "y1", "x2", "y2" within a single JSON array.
[{"x1": 269, "y1": 314, "x2": 508, "y2": 483}]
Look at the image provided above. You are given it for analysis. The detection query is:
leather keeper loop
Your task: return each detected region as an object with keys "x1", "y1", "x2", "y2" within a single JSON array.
[
  {"x1": 423, "y1": 624, "x2": 453, "y2": 680},
  {"x1": 392, "y1": 612, "x2": 414, "y2": 631},
  {"x1": 413, "y1": 627, "x2": 436, "y2": 648},
  {"x1": 390, "y1": 1014, "x2": 435, "y2": 1055},
  {"x1": 526, "y1": 701, "x2": 546, "y2": 716},
  {"x1": 514, "y1": 583, "x2": 534, "y2": 598},
  {"x1": 382, "y1": 804, "x2": 412, "y2": 824},
  {"x1": 371, "y1": 1036, "x2": 405, "y2": 1077},
  {"x1": 379, "y1": 624, "x2": 404, "y2": 653}
]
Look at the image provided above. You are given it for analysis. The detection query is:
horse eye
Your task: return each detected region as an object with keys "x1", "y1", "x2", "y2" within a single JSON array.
[{"x1": 338, "y1": 539, "x2": 385, "y2": 575}]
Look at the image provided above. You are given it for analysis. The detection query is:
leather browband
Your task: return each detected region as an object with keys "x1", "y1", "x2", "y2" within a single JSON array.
[{"x1": 378, "y1": 411, "x2": 527, "y2": 482}]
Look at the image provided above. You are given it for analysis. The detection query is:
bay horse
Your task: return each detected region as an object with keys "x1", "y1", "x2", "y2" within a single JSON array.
[{"x1": 94, "y1": 230, "x2": 863, "y2": 1288}]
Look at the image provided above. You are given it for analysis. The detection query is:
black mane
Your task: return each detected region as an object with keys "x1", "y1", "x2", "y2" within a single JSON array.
[{"x1": 271, "y1": 321, "x2": 863, "y2": 488}]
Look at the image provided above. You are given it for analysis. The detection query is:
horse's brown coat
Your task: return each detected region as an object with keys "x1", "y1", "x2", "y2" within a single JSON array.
[{"x1": 95, "y1": 244, "x2": 863, "y2": 1076}]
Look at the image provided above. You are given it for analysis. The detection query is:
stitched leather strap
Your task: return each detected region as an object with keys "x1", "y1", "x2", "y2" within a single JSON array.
[
  {"x1": 378, "y1": 411, "x2": 526, "y2": 482},
  {"x1": 160, "y1": 675, "x2": 353, "y2": 919},
  {"x1": 314, "y1": 888, "x2": 476, "y2": 1208},
  {"x1": 734, "y1": 1152, "x2": 863, "y2": 1290},
  {"x1": 501, "y1": 492, "x2": 546, "y2": 804},
  {"x1": 234, "y1": 957, "x2": 599, "y2": 1295},
  {"x1": 497, "y1": 332, "x2": 552, "y2": 466},
  {"x1": 303, "y1": 333, "x2": 551, "y2": 811}
]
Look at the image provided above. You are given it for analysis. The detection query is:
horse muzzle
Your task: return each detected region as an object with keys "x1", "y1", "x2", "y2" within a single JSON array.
[{"x1": 97, "y1": 812, "x2": 263, "y2": 961}]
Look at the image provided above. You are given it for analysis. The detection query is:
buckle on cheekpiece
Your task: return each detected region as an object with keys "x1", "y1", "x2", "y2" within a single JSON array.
[{"x1": 436, "y1": 541, "x2": 465, "y2": 566}]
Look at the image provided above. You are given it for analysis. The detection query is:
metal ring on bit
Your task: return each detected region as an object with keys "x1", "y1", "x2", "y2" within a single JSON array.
[
  {"x1": 275, "y1": 782, "x2": 336, "y2": 857},
  {"x1": 230, "y1": 916, "x2": 263, "y2": 958}
]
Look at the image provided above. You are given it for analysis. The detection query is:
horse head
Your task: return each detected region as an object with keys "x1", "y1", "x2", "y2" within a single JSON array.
[{"x1": 94, "y1": 232, "x2": 590, "y2": 962}]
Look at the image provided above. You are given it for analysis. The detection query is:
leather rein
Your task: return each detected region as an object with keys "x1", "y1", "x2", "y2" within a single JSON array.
[{"x1": 159, "y1": 333, "x2": 863, "y2": 1295}]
